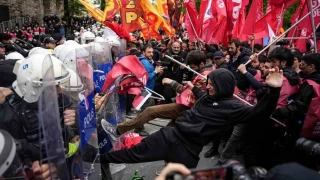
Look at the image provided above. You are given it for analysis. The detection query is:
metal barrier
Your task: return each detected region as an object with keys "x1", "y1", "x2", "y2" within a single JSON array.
[{"x1": 0, "y1": 15, "x2": 36, "y2": 32}]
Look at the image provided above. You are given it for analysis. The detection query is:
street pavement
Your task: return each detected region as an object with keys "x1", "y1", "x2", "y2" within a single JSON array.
[{"x1": 111, "y1": 118, "x2": 228, "y2": 180}]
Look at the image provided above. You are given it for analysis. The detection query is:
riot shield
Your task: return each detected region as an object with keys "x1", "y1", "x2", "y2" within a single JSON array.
[
  {"x1": 38, "y1": 54, "x2": 70, "y2": 179},
  {"x1": 93, "y1": 41, "x2": 113, "y2": 93},
  {"x1": 118, "y1": 39, "x2": 127, "y2": 58},
  {"x1": 70, "y1": 45, "x2": 102, "y2": 179}
]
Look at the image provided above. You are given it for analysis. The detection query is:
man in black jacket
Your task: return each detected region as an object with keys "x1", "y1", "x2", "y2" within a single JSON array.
[
  {"x1": 161, "y1": 41, "x2": 189, "y2": 103},
  {"x1": 228, "y1": 39, "x2": 252, "y2": 90},
  {"x1": 101, "y1": 68, "x2": 283, "y2": 168}
]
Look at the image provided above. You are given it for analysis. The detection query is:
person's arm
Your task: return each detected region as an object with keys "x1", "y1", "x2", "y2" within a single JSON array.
[
  {"x1": 244, "y1": 72, "x2": 264, "y2": 90},
  {"x1": 231, "y1": 67, "x2": 282, "y2": 124},
  {"x1": 191, "y1": 86, "x2": 206, "y2": 99},
  {"x1": 272, "y1": 83, "x2": 314, "y2": 120},
  {"x1": 237, "y1": 64, "x2": 263, "y2": 90},
  {"x1": 141, "y1": 60, "x2": 157, "y2": 81},
  {"x1": 170, "y1": 80, "x2": 185, "y2": 94}
]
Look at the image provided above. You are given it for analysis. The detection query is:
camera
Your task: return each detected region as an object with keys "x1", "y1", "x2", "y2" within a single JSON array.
[
  {"x1": 295, "y1": 138, "x2": 320, "y2": 156},
  {"x1": 157, "y1": 60, "x2": 170, "y2": 69},
  {"x1": 166, "y1": 160, "x2": 268, "y2": 180}
]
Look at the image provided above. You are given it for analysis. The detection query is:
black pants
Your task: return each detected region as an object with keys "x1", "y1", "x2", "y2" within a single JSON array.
[
  {"x1": 101, "y1": 127, "x2": 200, "y2": 168},
  {"x1": 219, "y1": 124, "x2": 247, "y2": 163}
]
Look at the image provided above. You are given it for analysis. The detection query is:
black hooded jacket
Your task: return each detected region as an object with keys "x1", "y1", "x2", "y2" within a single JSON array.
[
  {"x1": 228, "y1": 48, "x2": 253, "y2": 90},
  {"x1": 282, "y1": 66, "x2": 300, "y2": 86},
  {"x1": 228, "y1": 47, "x2": 252, "y2": 71},
  {"x1": 173, "y1": 68, "x2": 281, "y2": 155}
]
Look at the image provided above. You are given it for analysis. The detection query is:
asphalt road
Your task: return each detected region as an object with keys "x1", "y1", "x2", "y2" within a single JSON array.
[{"x1": 110, "y1": 118, "x2": 224, "y2": 180}]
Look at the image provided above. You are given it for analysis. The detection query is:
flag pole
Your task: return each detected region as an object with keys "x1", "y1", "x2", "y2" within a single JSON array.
[
  {"x1": 242, "y1": 3, "x2": 320, "y2": 66},
  {"x1": 164, "y1": 54, "x2": 286, "y2": 127},
  {"x1": 283, "y1": 37, "x2": 310, "y2": 40},
  {"x1": 275, "y1": 3, "x2": 285, "y2": 36},
  {"x1": 309, "y1": 0, "x2": 318, "y2": 53}
]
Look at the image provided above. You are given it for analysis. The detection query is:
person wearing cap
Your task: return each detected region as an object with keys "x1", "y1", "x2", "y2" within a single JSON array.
[
  {"x1": 52, "y1": 33, "x2": 65, "y2": 45},
  {"x1": 214, "y1": 51, "x2": 228, "y2": 69},
  {"x1": 43, "y1": 37, "x2": 57, "y2": 50}
]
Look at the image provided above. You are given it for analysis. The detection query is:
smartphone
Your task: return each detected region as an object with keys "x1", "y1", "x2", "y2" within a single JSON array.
[{"x1": 166, "y1": 166, "x2": 233, "y2": 180}]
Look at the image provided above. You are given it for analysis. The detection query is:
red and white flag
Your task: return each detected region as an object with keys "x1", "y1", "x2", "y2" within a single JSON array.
[
  {"x1": 183, "y1": 0, "x2": 199, "y2": 42},
  {"x1": 240, "y1": 0, "x2": 264, "y2": 41}
]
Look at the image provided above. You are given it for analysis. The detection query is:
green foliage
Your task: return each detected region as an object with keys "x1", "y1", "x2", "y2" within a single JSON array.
[
  {"x1": 101, "y1": 0, "x2": 106, "y2": 10},
  {"x1": 67, "y1": 0, "x2": 86, "y2": 16},
  {"x1": 195, "y1": 0, "x2": 200, "y2": 12},
  {"x1": 283, "y1": 2, "x2": 299, "y2": 29}
]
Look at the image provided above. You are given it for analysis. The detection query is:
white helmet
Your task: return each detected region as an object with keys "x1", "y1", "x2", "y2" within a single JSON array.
[
  {"x1": 53, "y1": 45, "x2": 65, "y2": 57},
  {"x1": 81, "y1": 31, "x2": 95, "y2": 44},
  {"x1": 12, "y1": 54, "x2": 71, "y2": 103},
  {"x1": 64, "y1": 40, "x2": 79, "y2": 46},
  {"x1": 28, "y1": 47, "x2": 52, "y2": 56},
  {"x1": 56, "y1": 44, "x2": 90, "y2": 72},
  {"x1": 95, "y1": 37, "x2": 106, "y2": 43},
  {"x1": 105, "y1": 36, "x2": 120, "y2": 47},
  {"x1": 61, "y1": 68, "x2": 83, "y2": 92},
  {"x1": 5, "y1": 52, "x2": 24, "y2": 60}
]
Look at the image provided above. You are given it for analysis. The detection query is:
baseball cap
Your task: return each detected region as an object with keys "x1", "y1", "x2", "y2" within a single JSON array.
[
  {"x1": 214, "y1": 51, "x2": 224, "y2": 59},
  {"x1": 0, "y1": 43, "x2": 5, "y2": 48},
  {"x1": 43, "y1": 37, "x2": 57, "y2": 44}
]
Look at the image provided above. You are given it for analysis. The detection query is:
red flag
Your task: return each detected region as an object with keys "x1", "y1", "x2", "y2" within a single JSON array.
[
  {"x1": 254, "y1": 0, "x2": 297, "y2": 39},
  {"x1": 295, "y1": 0, "x2": 320, "y2": 52},
  {"x1": 102, "y1": 55, "x2": 148, "y2": 92},
  {"x1": 288, "y1": 3, "x2": 304, "y2": 46},
  {"x1": 216, "y1": 0, "x2": 227, "y2": 17},
  {"x1": 120, "y1": 0, "x2": 141, "y2": 33},
  {"x1": 118, "y1": 75, "x2": 151, "y2": 110},
  {"x1": 184, "y1": 0, "x2": 199, "y2": 41},
  {"x1": 240, "y1": 0, "x2": 264, "y2": 41},
  {"x1": 198, "y1": 0, "x2": 211, "y2": 38},
  {"x1": 226, "y1": 0, "x2": 248, "y2": 40},
  {"x1": 210, "y1": 16, "x2": 228, "y2": 45},
  {"x1": 232, "y1": 7, "x2": 246, "y2": 39},
  {"x1": 104, "y1": 21, "x2": 131, "y2": 42}
]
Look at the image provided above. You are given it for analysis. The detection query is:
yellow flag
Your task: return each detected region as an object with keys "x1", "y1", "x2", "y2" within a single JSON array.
[
  {"x1": 78, "y1": 0, "x2": 104, "y2": 22},
  {"x1": 140, "y1": 0, "x2": 174, "y2": 35},
  {"x1": 103, "y1": 0, "x2": 122, "y2": 21},
  {"x1": 155, "y1": 0, "x2": 169, "y2": 19}
]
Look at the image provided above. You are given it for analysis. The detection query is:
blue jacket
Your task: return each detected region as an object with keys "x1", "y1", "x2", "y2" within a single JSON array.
[{"x1": 139, "y1": 55, "x2": 156, "y2": 90}]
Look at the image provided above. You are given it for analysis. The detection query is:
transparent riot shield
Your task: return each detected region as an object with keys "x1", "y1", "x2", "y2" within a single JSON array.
[
  {"x1": 71, "y1": 45, "x2": 102, "y2": 179},
  {"x1": 118, "y1": 39, "x2": 127, "y2": 58},
  {"x1": 93, "y1": 42, "x2": 113, "y2": 93},
  {"x1": 38, "y1": 54, "x2": 70, "y2": 179}
]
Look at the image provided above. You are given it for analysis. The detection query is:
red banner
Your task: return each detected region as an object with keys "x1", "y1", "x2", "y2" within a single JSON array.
[
  {"x1": 120, "y1": 0, "x2": 141, "y2": 33},
  {"x1": 184, "y1": 0, "x2": 199, "y2": 41},
  {"x1": 226, "y1": 0, "x2": 248, "y2": 40},
  {"x1": 240, "y1": 0, "x2": 264, "y2": 41}
]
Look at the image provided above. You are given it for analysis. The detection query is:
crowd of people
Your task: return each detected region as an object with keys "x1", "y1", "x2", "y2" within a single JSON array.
[{"x1": 0, "y1": 17, "x2": 320, "y2": 179}]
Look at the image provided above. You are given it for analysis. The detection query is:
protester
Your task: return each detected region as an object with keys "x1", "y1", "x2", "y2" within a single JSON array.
[{"x1": 100, "y1": 67, "x2": 283, "y2": 168}]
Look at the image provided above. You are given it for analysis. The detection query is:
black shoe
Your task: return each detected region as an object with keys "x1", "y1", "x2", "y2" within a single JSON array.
[
  {"x1": 204, "y1": 147, "x2": 219, "y2": 158},
  {"x1": 134, "y1": 128, "x2": 150, "y2": 136},
  {"x1": 215, "y1": 160, "x2": 223, "y2": 166}
]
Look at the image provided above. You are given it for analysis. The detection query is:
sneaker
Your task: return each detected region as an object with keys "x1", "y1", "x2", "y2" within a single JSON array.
[
  {"x1": 204, "y1": 147, "x2": 219, "y2": 158},
  {"x1": 101, "y1": 119, "x2": 120, "y2": 141}
]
